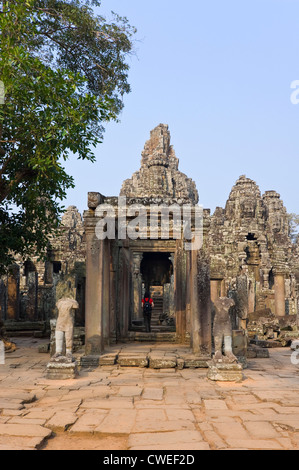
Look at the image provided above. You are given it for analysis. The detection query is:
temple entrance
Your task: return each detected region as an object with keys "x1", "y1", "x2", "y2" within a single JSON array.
[{"x1": 139, "y1": 252, "x2": 175, "y2": 332}]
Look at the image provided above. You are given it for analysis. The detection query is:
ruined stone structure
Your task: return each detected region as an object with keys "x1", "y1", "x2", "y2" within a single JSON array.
[
  {"x1": 208, "y1": 175, "x2": 299, "y2": 343},
  {"x1": 120, "y1": 124, "x2": 198, "y2": 204},
  {"x1": 1, "y1": 124, "x2": 298, "y2": 357},
  {"x1": 0, "y1": 206, "x2": 86, "y2": 341},
  {"x1": 84, "y1": 124, "x2": 211, "y2": 357}
]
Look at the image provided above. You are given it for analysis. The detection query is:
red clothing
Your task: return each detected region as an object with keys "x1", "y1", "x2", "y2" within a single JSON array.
[{"x1": 142, "y1": 297, "x2": 154, "y2": 306}]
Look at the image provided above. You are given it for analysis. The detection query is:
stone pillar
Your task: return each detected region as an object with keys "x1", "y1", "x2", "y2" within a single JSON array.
[
  {"x1": 163, "y1": 283, "x2": 170, "y2": 317},
  {"x1": 132, "y1": 253, "x2": 143, "y2": 321},
  {"x1": 109, "y1": 248, "x2": 117, "y2": 341},
  {"x1": 169, "y1": 274, "x2": 175, "y2": 318},
  {"x1": 248, "y1": 280, "x2": 255, "y2": 314},
  {"x1": 44, "y1": 261, "x2": 54, "y2": 285},
  {"x1": 119, "y1": 246, "x2": 130, "y2": 338},
  {"x1": 190, "y1": 249, "x2": 212, "y2": 356},
  {"x1": 185, "y1": 251, "x2": 191, "y2": 337},
  {"x1": 174, "y1": 241, "x2": 187, "y2": 342},
  {"x1": 235, "y1": 274, "x2": 249, "y2": 330},
  {"x1": 274, "y1": 272, "x2": 286, "y2": 317},
  {"x1": 85, "y1": 230, "x2": 104, "y2": 355},
  {"x1": 27, "y1": 271, "x2": 38, "y2": 321},
  {"x1": 210, "y1": 280, "x2": 221, "y2": 303},
  {"x1": 7, "y1": 265, "x2": 20, "y2": 321},
  {"x1": 0, "y1": 280, "x2": 6, "y2": 321},
  {"x1": 102, "y1": 240, "x2": 111, "y2": 346},
  {"x1": 169, "y1": 254, "x2": 175, "y2": 319},
  {"x1": 220, "y1": 279, "x2": 227, "y2": 297}
]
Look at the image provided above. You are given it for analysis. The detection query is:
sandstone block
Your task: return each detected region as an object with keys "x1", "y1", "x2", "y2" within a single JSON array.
[
  {"x1": 46, "y1": 361, "x2": 78, "y2": 380},
  {"x1": 207, "y1": 362, "x2": 243, "y2": 383}
]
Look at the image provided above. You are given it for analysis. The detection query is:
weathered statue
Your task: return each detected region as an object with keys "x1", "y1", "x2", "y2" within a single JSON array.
[
  {"x1": 212, "y1": 297, "x2": 238, "y2": 363},
  {"x1": 51, "y1": 297, "x2": 79, "y2": 363}
]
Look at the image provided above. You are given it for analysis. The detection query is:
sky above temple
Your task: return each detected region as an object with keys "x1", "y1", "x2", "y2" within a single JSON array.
[{"x1": 63, "y1": 0, "x2": 299, "y2": 216}]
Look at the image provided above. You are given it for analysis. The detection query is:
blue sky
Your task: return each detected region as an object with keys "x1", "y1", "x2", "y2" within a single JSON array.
[{"x1": 63, "y1": 0, "x2": 299, "y2": 216}]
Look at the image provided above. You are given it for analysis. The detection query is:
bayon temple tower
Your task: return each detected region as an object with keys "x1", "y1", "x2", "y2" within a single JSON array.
[{"x1": 0, "y1": 124, "x2": 298, "y2": 358}]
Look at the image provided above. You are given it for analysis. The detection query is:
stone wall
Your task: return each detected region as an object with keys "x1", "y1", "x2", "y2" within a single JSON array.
[
  {"x1": 120, "y1": 124, "x2": 199, "y2": 204},
  {"x1": 0, "y1": 125, "x2": 298, "y2": 348},
  {"x1": 208, "y1": 175, "x2": 299, "y2": 336},
  {"x1": 0, "y1": 206, "x2": 86, "y2": 332}
]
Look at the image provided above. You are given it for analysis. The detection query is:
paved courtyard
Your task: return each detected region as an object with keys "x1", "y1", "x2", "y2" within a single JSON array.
[{"x1": 0, "y1": 337, "x2": 299, "y2": 450}]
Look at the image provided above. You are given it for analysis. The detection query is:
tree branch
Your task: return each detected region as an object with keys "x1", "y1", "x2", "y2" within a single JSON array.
[{"x1": 0, "y1": 167, "x2": 37, "y2": 204}]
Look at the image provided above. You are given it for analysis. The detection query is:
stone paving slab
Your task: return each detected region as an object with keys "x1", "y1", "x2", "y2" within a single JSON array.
[
  {"x1": 128, "y1": 430, "x2": 206, "y2": 449},
  {"x1": 1, "y1": 338, "x2": 299, "y2": 450},
  {"x1": 0, "y1": 423, "x2": 52, "y2": 439}
]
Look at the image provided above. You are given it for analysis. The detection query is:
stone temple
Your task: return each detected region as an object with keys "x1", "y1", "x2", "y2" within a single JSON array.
[{"x1": 1, "y1": 124, "x2": 299, "y2": 362}]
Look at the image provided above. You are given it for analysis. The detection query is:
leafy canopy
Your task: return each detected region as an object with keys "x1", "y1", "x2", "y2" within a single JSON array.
[
  {"x1": 288, "y1": 213, "x2": 299, "y2": 243},
  {"x1": 0, "y1": 0, "x2": 136, "y2": 271}
]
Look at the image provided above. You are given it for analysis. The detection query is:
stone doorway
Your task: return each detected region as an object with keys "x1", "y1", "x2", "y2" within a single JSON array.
[{"x1": 139, "y1": 252, "x2": 175, "y2": 333}]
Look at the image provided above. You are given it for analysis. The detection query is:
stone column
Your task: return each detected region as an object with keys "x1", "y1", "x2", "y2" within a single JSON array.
[
  {"x1": 119, "y1": 246, "x2": 130, "y2": 338},
  {"x1": 274, "y1": 271, "x2": 286, "y2": 317},
  {"x1": 174, "y1": 241, "x2": 187, "y2": 342},
  {"x1": 169, "y1": 254, "x2": 175, "y2": 319},
  {"x1": 235, "y1": 274, "x2": 249, "y2": 330},
  {"x1": 185, "y1": 251, "x2": 191, "y2": 337},
  {"x1": 102, "y1": 240, "x2": 111, "y2": 346},
  {"x1": 132, "y1": 253, "x2": 143, "y2": 321},
  {"x1": 85, "y1": 229, "x2": 104, "y2": 355},
  {"x1": 220, "y1": 279, "x2": 227, "y2": 297},
  {"x1": 7, "y1": 265, "x2": 20, "y2": 321},
  {"x1": 169, "y1": 274, "x2": 175, "y2": 318},
  {"x1": 163, "y1": 283, "x2": 170, "y2": 317},
  {"x1": 109, "y1": 247, "x2": 117, "y2": 342},
  {"x1": 248, "y1": 280, "x2": 255, "y2": 314},
  {"x1": 0, "y1": 280, "x2": 6, "y2": 321},
  {"x1": 210, "y1": 280, "x2": 221, "y2": 303},
  {"x1": 190, "y1": 249, "x2": 212, "y2": 356},
  {"x1": 27, "y1": 271, "x2": 38, "y2": 321}
]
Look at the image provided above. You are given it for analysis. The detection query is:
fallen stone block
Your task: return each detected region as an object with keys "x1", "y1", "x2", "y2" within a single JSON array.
[
  {"x1": 149, "y1": 355, "x2": 177, "y2": 369},
  {"x1": 46, "y1": 362, "x2": 78, "y2": 380},
  {"x1": 117, "y1": 354, "x2": 148, "y2": 368},
  {"x1": 247, "y1": 345, "x2": 270, "y2": 358},
  {"x1": 207, "y1": 362, "x2": 244, "y2": 383}
]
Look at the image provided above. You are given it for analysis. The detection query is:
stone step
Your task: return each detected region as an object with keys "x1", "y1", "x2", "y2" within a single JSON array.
[
  {"x1": 128, "y1": 332, "x2": 177, "y2": 343},
  {"x1": 130, "y1": 327, "x2": 176, "y2": 334}
]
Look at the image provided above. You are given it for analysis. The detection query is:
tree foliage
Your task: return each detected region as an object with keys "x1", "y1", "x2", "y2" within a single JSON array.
[
  {"x1": 0, "y1": 0, "x2": 136, "y2": 271},
  {"x1": 288, "y1": 213, "x2": 299, "y2": 243}
]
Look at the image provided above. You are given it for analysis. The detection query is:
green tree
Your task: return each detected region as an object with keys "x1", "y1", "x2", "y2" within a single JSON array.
[
  {"x1": 0, "y1": 0, "x2": 136, "y2": 271},
  {"x1": 288, "y1": 213, "x2": 299, "y2": 243}
]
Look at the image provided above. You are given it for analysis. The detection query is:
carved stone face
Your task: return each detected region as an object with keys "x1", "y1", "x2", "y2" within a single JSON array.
[
  {"x1": 240, "y1": 198, "x2": 257, "y2": 218},
  {"x1": 270, "y1": 215, "x2": 282, "y2": 233},
  {"x1": 246, "y1": 242, "x2": 261, "y2": 265}
]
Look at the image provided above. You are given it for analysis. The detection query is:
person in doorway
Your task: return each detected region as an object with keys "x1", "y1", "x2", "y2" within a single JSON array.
[{"x1": 142, "y1": 292, "x2": 154, "y2": 333}]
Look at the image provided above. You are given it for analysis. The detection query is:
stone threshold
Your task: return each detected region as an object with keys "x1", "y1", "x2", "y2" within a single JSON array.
[{"x1": 80, "y1": 351, "x2": 210, "y2": 370}]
